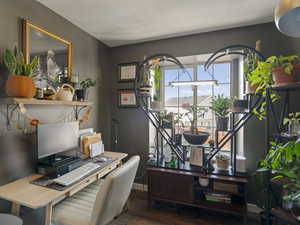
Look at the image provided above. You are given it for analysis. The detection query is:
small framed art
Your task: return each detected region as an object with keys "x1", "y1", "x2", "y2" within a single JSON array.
[
  {"x1": 118, "y1": 89, "x2": 138, "y2": 108},
  {"x1": 118, "y1": 62, "x2": 138, "y2": 82}
]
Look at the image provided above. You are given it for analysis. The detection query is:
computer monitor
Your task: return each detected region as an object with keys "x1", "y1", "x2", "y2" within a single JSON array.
[{"x1": 37, "y1": 121, "x2": 79, "y2": 159}]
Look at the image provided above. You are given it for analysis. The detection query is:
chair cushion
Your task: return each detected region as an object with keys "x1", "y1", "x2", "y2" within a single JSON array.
[
  {"x1": 52, "y1": 179, "x2": 103, "y2": 225},
  {"x1": 0, "y1": 214, "x2": 22, "y2": 225}
]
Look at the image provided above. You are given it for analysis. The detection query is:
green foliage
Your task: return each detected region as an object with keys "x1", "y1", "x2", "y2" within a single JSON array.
[
  {"x1": 244, "y1": 50, "x2": 260, "y2": 81},
  {"x1": 247, "y1": 55, "x2": 299, "y2": 120},
  {"x1": 266, "y1": 55, "x2": 299, "y2": 75},
  {"x1": 260, "y1": 140, "x2": 300, "y2": 202},
  {"x1": 153, "y1": 65, "x2": 162, "y2": 101},
  {"x1": 80, "y1": 78, "x2": 96, "y2": 89},
  {"x1": 252, "y1": 168, "x2": 278, "y2": 211},
  {"x1": 211, "y1": 94, "x2": 232, "y2": 117},
  {"x1": 283, "y1": 112, "x2": 300, "y2": 126},
  {"x1": 3, "y1": 47, "x2": 40, "y2": 77}
]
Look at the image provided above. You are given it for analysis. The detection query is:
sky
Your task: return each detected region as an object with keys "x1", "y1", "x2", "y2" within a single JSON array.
[{"x1": 164, "y1": 63, "x2": 231, "y2": 106}]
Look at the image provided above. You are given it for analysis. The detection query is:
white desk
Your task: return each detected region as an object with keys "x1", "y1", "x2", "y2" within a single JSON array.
[{"x1": 0, "y1": 151, "x2": 128, "y2": 225}]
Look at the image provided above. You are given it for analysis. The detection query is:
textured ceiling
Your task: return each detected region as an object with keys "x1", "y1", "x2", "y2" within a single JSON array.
[{"x1": 36, "y1": 0, "x2": 276, "y2": 47}]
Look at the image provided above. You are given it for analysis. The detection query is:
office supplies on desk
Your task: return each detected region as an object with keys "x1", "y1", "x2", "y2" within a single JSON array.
[
  {"x1": 89, "y1": 141, "x2": 104, "y2": 157},
  {"x1": 0, "y1": 151, "x2": 128, "y2": 225},
  {"x1": 53, "y1": 162, "x2": 100, "y2": 186},
  {"x1": 82, "y1": 133, "x2": 101, "y2": 156},
  {"x1": 32, "y1": 154, "x2": 118, "y2": 190}
]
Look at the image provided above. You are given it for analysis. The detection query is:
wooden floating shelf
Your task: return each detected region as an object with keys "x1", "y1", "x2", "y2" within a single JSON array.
[{"x1": 0, "y1": 98, "x2": 93, "y2": 106}]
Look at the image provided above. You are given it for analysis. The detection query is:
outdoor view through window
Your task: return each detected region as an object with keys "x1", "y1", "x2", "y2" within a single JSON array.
[{"x1": 163, "y1": 63, "x2": 231, "y2": 150}]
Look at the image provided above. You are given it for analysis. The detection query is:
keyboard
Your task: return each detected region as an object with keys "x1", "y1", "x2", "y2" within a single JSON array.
[{"x1": 53, "y1": 162, "x2": 100, "y2": 186}]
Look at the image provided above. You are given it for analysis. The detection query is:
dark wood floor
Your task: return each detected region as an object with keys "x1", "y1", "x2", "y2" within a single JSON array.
[{"x1": 127, "y1": 190, "x2": 260, "y2": 225}]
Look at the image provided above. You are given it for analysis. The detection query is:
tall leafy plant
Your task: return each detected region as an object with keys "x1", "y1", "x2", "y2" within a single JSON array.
[
  {"x1": 183, "y1": 105, "x2": 207, "y2": 134},
  {"x1": 153, "y1": 65, "x2": 162, "y2": 101},
  {"x1": 261, "y1": 140, "x2": 300, "y2": 202},
  {"x1": 3, "y1": 48, "x2": 39, "y2": 77},
  {"x1": 248, "y1": 55, "x2": 299, "y2": 120},
  {"x1": 211, "y1": 95, "x2": 232, "y2": 117}
]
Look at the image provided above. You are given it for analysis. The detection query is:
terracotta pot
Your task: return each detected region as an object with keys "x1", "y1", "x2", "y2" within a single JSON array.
[
  {"x1": 246, "y1": 81, "x2": 258, "y2": 94},
  {"x1": 272, "y1": 67, "x2": 297, "y2": 85},
  {"x1": 6, "y1": 75, "x2": 36, "y2": 98}
]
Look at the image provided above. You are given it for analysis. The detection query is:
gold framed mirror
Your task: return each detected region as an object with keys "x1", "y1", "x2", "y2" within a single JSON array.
[{"x1": 23, "y1": 20, "x2": 72, "y2": 85}]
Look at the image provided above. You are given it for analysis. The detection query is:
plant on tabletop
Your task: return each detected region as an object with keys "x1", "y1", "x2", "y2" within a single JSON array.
[
  {"x1": 211, "y1": 94, "x2": 232, "y2": 131},
  {"x1": 3, "y1": 47, "x2": 40, "y2": 98},
  {"x1": 75, "y1": 78, "x2": 96, "y2": 101}
]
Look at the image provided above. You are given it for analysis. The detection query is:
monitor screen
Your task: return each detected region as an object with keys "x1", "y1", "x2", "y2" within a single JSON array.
[{"x1": 37, "y1": 121, "x2": 79, "y2": 159}]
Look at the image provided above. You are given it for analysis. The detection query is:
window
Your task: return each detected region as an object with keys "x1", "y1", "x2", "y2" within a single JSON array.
[{"x1": 162, "y1": 62, "x2": 232, "y2": 150}]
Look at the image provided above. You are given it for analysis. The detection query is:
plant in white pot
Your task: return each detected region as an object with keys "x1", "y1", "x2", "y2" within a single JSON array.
[
  {"x1": 211, "y1": 95, "x2": 232, "y2": 131},
  {"x1": 283, "y1": 112, "x2": 300, "y2": 136}
]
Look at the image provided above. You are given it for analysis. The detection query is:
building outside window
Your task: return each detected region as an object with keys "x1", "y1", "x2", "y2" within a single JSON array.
[{"x1": 162, "y1": 62, "x2": 232, "y2": 150}]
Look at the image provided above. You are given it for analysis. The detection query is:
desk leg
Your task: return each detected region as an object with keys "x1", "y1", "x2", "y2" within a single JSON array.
[
  {"x1": 45, "y1": 202, "x2": 53, "y2": 225},
  {"x1": 11, "y1": 202, "x2": 21, "y2": 216}
]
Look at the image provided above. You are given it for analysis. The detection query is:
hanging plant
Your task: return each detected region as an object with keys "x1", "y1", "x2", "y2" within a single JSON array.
[{"x1": 153, "y1": 65, "x2": 162, "y2": 101}]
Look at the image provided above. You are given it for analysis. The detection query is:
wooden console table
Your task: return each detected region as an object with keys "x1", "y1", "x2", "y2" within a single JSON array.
[
  {"x1": 147, "y1": 167, "x2": 248, "y2": 218},
  {"x1": 0, "y1": 151, "x2": 127, "y2": 225}
]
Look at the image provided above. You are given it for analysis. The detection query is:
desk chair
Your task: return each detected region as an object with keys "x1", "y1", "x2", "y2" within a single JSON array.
[
  {"x1": 0, "y1": 214, "x2": 22, "y2": 225},
  {"x1": 52, "y1": 155, "x2": 140, "y2": 225}
]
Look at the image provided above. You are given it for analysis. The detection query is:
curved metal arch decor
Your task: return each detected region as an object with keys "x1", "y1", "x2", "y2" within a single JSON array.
[{"x1": 204, "y1": 44, "x2": 266, "y2": 71}]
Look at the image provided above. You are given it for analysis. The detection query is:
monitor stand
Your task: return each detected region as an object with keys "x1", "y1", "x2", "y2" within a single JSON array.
[{"x1": 38, "y1": 154, "x2": 79, "y2": 167}]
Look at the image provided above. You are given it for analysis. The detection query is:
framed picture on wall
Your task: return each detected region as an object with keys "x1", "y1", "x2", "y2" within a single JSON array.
[
  {"x1": 118, "y1": 89, "x2": 138, "y2": 108},
  {"x1": 118, "y1": 62, "x2": 138, "y2": 82}
]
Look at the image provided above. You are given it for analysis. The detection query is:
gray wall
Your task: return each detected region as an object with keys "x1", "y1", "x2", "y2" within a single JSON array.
[
  {"x1": 0, "y1": 0, "x2": 110, "y2": 223},
  {"x1": 109, "y1": 22, "x2": 300, "y2": 189}
]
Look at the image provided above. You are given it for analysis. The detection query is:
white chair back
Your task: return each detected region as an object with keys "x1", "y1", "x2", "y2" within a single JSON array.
[
  {"x1": 90, "y1": 155, "x2": 140, "y2": 225},
  {"x1": 0, "y1": 214, "x2": 22, "y2": 225}
]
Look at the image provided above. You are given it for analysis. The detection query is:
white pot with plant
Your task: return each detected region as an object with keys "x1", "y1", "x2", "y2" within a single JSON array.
[
  {"x1": 75, "y1": 78, "x2": 96, "y2": 101},
  {"x1": 283, "y1": 112, "x2": 300, "y2": 136},
  {"x1": 211, "y1": 95, "x2": 232, "y2": 131}
]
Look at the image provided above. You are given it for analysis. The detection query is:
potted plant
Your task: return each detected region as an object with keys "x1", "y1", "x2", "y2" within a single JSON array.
[
  {"x1": 151, "y1": 65, "x2": 162, "y2": 109},
  {"x1": 182, "y1": 105, "x2": 210, "y2": 145},
  {"x1": 267, "y1": 55, "x2": 299, "y2": 85},
  {"x1": 248, "y1": 57, "x2": 279, "y2": 120},
  {"x1": 260, "y1": 140, "x2": 300, "y2": 216},
  {"x1": 283, "y1": 112, "x2": 300, "y2": 136},
  {"x1": 3, "y1": 48, "x2": 39, "y2": 98},
  {"x1": 244, "y1": 49, "x2": 260, "y2": 93},
  {"x1": 211, "y1": 95, "x2": 232, "y2": 131},
  {"x1": 215, "y1": 153, "x2": 230, "y2": 170},
  {"x1": 75, "y1": 78, "x2": 96, "y2": 101}
]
